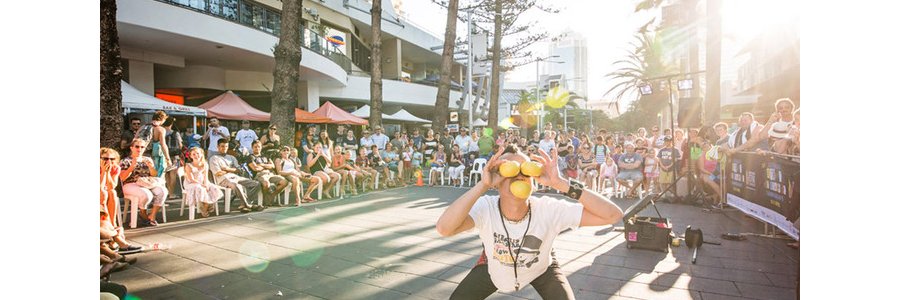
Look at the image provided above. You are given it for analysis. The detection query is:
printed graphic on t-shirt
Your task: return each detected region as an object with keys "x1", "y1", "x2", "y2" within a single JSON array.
[{"x1": 492, "y1": 232, "x2": 543, "y2": 268}]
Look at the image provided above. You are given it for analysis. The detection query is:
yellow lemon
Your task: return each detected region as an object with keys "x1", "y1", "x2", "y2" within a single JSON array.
[
  {"x1": 499, "y1": 161, "x2": 521, "y2": 178},
  {"x1": 509, "y1": 180, "x2": 533, "y2": 200},
  {"x1": 521, "y1": 161, "x2": 543, "y2": 177}
]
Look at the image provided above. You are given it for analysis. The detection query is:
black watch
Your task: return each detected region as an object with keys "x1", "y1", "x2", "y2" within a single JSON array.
[{"x1": 563, "y1": 179, "x2": 585, "y2": 200}]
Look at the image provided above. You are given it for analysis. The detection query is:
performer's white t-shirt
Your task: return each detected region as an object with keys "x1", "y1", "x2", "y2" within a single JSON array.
[{"x1": 469, "y1": 195, "x2": 583, "y2": 292}]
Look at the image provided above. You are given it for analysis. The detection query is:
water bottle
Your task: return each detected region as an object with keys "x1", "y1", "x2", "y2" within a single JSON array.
[{"x1": 145, "y1": 242, "x2": 171, "y2": 252}]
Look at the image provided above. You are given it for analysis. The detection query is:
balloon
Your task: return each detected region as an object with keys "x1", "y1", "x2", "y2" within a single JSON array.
[{"x1": 544, "y1": 86, "x2": 571, "y2": 109}]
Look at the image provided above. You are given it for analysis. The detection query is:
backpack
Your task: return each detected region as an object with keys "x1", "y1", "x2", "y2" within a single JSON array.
[
  {"x1": 166, "y1": 130, "x2": 183, "y2": 156},
  {"x1": 136, "y1": 124, "x2": 154, "y2": 142}
]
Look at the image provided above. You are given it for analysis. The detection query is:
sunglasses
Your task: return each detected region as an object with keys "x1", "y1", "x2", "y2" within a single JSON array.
[
  {"x1": 101, "y1": 157, "x2": 117, "y2": 161},
  {"x1": 131, "y1": 145, "x2": 146, "y2": 149},
  {"x1": 131, "y1": 123, "x2": 141, "y2": 126}
]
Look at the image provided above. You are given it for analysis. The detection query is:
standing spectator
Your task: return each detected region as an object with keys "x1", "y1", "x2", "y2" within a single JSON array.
[
  {"x1": 359, "y1": 129, "x2": 375, "y2": 156},
  {"x1": 163, "y1": 118, "x2": 183, "y2": 199},
  {"x1": 673, "y1": 129, "x2": 685, "y2": 151},
  {"x1": 643, "y1": 148, "x2": 660, "y2": 195},
  {"x1": 402, "y1": 144, "x2": 414, "y2": 184},
  {"x1": 370, "y1": 126, "x2": 390, "y2": 151},
  {"x1": 468, "y1": 130, "x2": 482, "y2": 157},
  {"x1": 636, "y1": 128, "x2": 648, "y2": 144},
  {"x1": 616, "y1": 143, "x2": 644, "y2": 198},
  {"x1": 448, "y1": 144, "x2": 466, "y2": 186},
  {"x1": 148, "y1": 111, "x2": 172, "y2": 177},
  {"x1": 598, "y1": 156, "x2": 618, "y2": 192},
  {"x1": 412, "y1": 146, "x2": 424, "y2": 177},
  {"x1": 650, "y1": 126, "x2": 664, "y2": 149},
  {"x1": 713, "y1": 122, "x2": 730, "y2": 147},
  {"x1": 202, "y1": 117, "x2": 229, "y2": 158},
  {"x1": 121, "y1": 117, "x2": 142, "y2": 157},
  {"x1": 335, "y1": 125, "x2": 347, "y2": 146},
  {"x1": 422, "y1": 129, "x2": 438, "y2": 167},
  {"x1": 259, "y1": 124, "x2": 281, "y2": 159},
  {"x1": 788, "y1": 108, "x2": 800, "y2": 155},
  {"x1": 343, "y1": 129, "x2": 359, "y2": 161},
  {"x1": 390, "y1": 131, "x2": 404, "y2": 151},
  {"x1": 569, "y1": 129, "x2": 581, "y2": 149},
  {"x1": 762, "y1": 98, "x2": 797, "y2": 154},
  {"x1": 539, "y1": 130, "x2": 556, "y2": 154},
  {"x1": 184, "y1": 127, "x2": 201, "y2": 149},
  {"x1": 119, "y1": 139, "x2": 168, "y2": 226},
  {"x1": 182, "y1": 147, "x2": 223, "y2": 217},
  {"x1": 528, "y1": 130, "x2": 541, "y2": 148},
  {"x1": 726, "y1": 112, "x2": 765, "y2": 154},
  {"x1": 411, "y1": 128, "x2": 424, "y2": 150},
  {"x1": 593, "y1": 136, "x2": 609, "y2": 168},
  {"x1": 455, "y1": 127, "x2": 473, "y2": 153},
  {"x1": 235, "y1": 120, "x2": 258, "y2": 153},
  {"x1": 657, "y1": 137, "x2": 682, "y2": 201},
  {"x1": 440, "y1": 130, "x2": 455, "y2": 159},
  {"x1": 276, "y1": 146, "x2": 320, "y2": 204},
  {"x1": 209, "y1": 138, "x2": 263, "y2": 213},
  {"x1": 247, "y1": 141, "x2": 289, "y2": 207}
]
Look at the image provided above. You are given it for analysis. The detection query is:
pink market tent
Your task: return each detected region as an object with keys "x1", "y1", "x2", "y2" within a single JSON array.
[
  {"x1": 312, "y1": 101, "x2": 369, "y2": 125},
  {"x1": 295, "y1": 108, "x2": 334, "y2": 124},
  {"x1": 198, "y1": 91, "x2": 270, "y2": 121}
]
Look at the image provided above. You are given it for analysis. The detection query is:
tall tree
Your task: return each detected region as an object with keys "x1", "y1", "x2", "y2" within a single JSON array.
[
  {"x1": 369, "y1": 0, "x2": 384, "y2": 128},
  {"x1": 604, "y1": 32, "x2": 674, "y2": 131},
  {"x1": 487, "y1": 0, "x2": 503, "y2": 131},
  {"x1": 271, "y1": 0, "x2": 303, "y2": 144},
  {"x1": 100, "y1": 0, "x2": 123, "y2": 148},
  {"x1": 431, "y1": 0, "x2": 460, "y2": 133}
]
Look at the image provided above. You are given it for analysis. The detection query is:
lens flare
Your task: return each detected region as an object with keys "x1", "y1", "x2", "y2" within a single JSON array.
[
  {"x1": 291, "y1": 247, "x2": 325, "y2": 267},
  {"x1": 239, "y1": 241, "x2": 271, "y2": 273},
  {"x1": 124, "y1": 295, "x2": 141, "y2": 300},
  {"x1": 544, "y1": 87, "x2": 571, "y2": 109},
  {"x1": 499, "y1": 117, "x2": 516, "y2": 130}
]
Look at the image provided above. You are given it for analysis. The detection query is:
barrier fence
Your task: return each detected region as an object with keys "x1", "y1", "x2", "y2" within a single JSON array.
[{"x1": 724, "y1": 152, "x2": 800, "y2": 240}]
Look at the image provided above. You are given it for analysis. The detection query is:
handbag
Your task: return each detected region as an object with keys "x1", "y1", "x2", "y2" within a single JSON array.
[{"x1": 136, "y1": 177, "x2": 164, "y2": 189}]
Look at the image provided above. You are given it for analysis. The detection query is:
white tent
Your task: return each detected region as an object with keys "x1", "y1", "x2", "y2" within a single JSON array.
[
  {"x1": 386, "y1": 109, "x2": 431, "y2": 123},
  {"x1": 351, "y1": 105, "x2": 371, "y2": 118},
  {"x1": 473, "y1": 119, "x2": 487, "y2": 127},
  {"x1": 121, "y1": 81, "x2": 207, "y2": 116}
]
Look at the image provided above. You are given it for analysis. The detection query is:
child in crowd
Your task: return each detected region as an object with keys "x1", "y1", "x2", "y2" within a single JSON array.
[
  {"x1": 643, "y1": 148, "x2": 660, "y2": 195},
  {"x1": 598, "y1": 156, "x2": 619, "y2": 193},
  {"x1": 402, "y1": 145, "x2": 413, "y2": 184},
  {"x1": 564, "y1": 145, "x2": 579, "y2": 180}
]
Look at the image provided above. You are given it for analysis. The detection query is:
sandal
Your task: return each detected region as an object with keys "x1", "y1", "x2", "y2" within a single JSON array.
[{"x1": 301, "y1": 197, "x2": 317, "y2": 203}]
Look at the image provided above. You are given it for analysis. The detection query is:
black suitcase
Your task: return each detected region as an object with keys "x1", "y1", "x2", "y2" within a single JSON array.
[{"x1": 622, "y1": 195, "x2": 673, "y2": 253}]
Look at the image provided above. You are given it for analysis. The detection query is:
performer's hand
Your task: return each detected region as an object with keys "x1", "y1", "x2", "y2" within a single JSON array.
[
  {"x1": 479, "y1": 149, "x2": 505, "y2": 189},
  {"x1": 530, "y1": 148, "x2": 564, "y2": 188}
]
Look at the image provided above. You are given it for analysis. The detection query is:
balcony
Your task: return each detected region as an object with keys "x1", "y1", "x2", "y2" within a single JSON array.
[{"x1": 156, "y1": 0, "x2": 351, "y2": 73}]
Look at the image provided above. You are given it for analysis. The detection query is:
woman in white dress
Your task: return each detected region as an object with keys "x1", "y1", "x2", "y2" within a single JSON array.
[{"x1": 183, "y1": 147, "x2": 223, "y2": 217}]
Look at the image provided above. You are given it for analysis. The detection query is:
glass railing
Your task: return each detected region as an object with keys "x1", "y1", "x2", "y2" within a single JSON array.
[{"x1": 155, "y1": 0, "x2": 351, "y2": 73}]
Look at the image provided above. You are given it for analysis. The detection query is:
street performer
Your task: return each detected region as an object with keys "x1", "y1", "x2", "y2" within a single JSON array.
[{"x1": 436, "y1": 143, "x2": 624, "y2": 299}]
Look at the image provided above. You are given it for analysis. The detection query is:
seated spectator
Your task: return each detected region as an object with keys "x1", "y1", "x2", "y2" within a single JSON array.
[
  {"x1": 382, "y1": 143, "x2": 403, "y2": 187},
  {"x1": 259, "y1": 124, "x2": 282, "y2": 159},
  {"x1": 598, "y1": 156, "x2": 618, "y2": 192},
  {"x1": 448, "y1": 144, "x2": 466, "y2": 186},
  {"x1": 342, "y1": 149, "x2": 365, "y2": 195},
  {"x1": 209, "y1": 138, "x2": 263, "y2": 213},
  {"x1": 430, "y1": 144, "x2": 447, "y2": 186},
  {"x1": 182, "y1": 147, "x2": 223, "y2": 217},
  {"x1": 564, "y1": 145, "x2": 579, "y2": 180},
  {"x1": 697, "y1": 140, "x2": 722, "y2": 205},
  {"x1": 119, "y1": 139, "x2": 168, "y2": 226},
  {"x1": 616, "y1": 143, "x2": 644, "y2": 198},
  {"x1": 577, "y1": 142, "x2": 598, "y2": 190},
  {"x1": 332, "y1": 145, "x2": 358, "y2": 195},
  {"x1": 308, "y1": 142, "x2": 340, "y2": 198},
  {"x1": 356, "y1": 147, "x2": 379, "y2": 190},
  {"x1": 539, "y1": 130, "x2": 555, "y2": 154},
  {"x1": 276, "y1": 146, "x2": 320, "y2": 204},
  {"x1": 100, "y1": 148, "x2": 141, "y2": 254},
  {"x1": 247, "y1": 141, "x2": 289, "y2": 206}
]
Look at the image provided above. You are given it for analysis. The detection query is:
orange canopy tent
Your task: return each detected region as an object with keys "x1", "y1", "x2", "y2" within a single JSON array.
[
  {"x1": 198, "y1": 91, "x2": 270, "y2": 121},
  {"x1": 295, "y1": 108, "x2": 333, "y2": 123},
  {"x1": 312, "y1": 101, "x2": 369, "y2": 125}
]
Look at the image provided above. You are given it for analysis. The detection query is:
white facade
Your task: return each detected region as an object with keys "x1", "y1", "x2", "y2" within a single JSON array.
[
  {"x1": 547, "y1": 30, "x2": 589, "y2": 99},
  {"x1": 117, "y1": 0, "x2": 462, "y2": 120}
]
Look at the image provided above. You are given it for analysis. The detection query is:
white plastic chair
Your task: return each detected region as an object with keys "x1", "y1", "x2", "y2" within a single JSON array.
[
  {"x1": 120, "y1": 178, "x2": 168, "y2": 228},
  {"x1": 468, "y1": 159, "x2": 487, "y2": 187},
  {"x1": 209, "y1": 170, "x2": 233, "y2": 213},
  {"x1": 429, "y1": 166, "x2": 445, "y2": 185}
]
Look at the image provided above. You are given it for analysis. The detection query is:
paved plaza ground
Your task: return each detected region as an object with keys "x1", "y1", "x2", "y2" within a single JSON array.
[{"x1": 112, "y1": 186, "x2": 799, "y2": 300}]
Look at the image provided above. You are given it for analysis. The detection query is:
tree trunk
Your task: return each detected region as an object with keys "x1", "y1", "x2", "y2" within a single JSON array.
[
  {"x1": 369, "y1": 0, "x2": 384, "y2": 129},
  {"x1": 432, "y1": 0, "x2": 460, "y2": 134},
  {"x1": 272, "y1": 0, "x2": 303, "y2": 145},
  {"x1": 488, "y1": 0, "x2": 503, "y2": 131},
  {"x1": 100, "y1": 0, "x2": 123, "y2": 149},
  {"x1": 705, "y1": 0, "x2": 722, "y2": 125}
]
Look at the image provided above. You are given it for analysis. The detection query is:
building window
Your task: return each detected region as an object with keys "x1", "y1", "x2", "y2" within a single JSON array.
[{"x1": 222, "y1": 0, "x2": 238, "y2": 21}]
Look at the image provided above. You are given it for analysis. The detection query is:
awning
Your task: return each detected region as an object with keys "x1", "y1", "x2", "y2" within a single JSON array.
[
  {"x1": 386, "y1": 109, "x2": 431, "y2": 123},
  {"x1": 351, "y1": 105, "x2": 371, "y2": 118},
  {"x1": 296, "y1": 108, "x2": 333, "y2": 124},
  {"x1": 121, "y1": 81, "x2": 206, "y2": 116},
  {"x1": 313, "y1": 101, "x2": 368, "y2": 125},
  {"x1": 198, "y1": 91, "x2": 270, "y2": 121}
]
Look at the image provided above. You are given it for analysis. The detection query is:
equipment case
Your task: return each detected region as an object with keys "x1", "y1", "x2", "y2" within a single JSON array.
[{"x1": 622, "y1": 195, "x2": 673, "y2": 253}]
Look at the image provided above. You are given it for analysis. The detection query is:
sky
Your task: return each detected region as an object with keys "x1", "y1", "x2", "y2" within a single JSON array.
[{"x1": 399, "y1": 0, "x2": 799, "y2": 107}]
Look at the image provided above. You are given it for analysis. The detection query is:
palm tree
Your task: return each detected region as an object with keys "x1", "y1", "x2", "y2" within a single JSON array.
[
  {"x1": 604, "y1": 32, "x2": 673, "y2": 130},
  {"x1": 100, "y1": 0, "x2": 123, "y2": 148},
  {"x1": 271, "y1": 0, "x2": 303, "y2": 144},
  {"x1": 369, "y1": 0, "x2": 384, "y2": 128},
  {"x1": 433, "y1": 0, "x2": 460, "y2": 133}
]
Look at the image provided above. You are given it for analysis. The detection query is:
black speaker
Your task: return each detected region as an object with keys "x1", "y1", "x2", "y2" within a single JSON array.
[{"x1": 678, "y1": 97, "x2": 703, "y2": 128}]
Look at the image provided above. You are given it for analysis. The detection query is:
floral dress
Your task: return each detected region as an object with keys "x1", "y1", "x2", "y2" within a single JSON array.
[{"x1": 183, "y1": 163, "x2": 223, "y2": 207}]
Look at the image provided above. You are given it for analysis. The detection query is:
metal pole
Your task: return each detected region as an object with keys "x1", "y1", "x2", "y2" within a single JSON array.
[
  {"x1": 536, "y1": 59, "x2": 541, "y2": 132},
  {"x1": 466, "y1": 9, "x2": 474, "y2": 133}
]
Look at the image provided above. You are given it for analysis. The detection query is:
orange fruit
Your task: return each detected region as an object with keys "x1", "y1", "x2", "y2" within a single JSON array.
[{"x1": 509, "y1": 180, "x2": 533, "y2": 200}]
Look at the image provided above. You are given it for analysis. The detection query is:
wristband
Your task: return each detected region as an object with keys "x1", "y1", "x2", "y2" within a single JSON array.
[{"x1": 563, "y1": 179, "x2": 585, "y2": 200}]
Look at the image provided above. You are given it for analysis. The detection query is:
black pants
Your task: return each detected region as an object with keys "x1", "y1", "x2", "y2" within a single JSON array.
[
  {"x1": 450, "y1": 262, "x2": 575, "y2": 300},
  {"x1": 101, "y1": 281, "x2": 127, "y2": 299}
]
